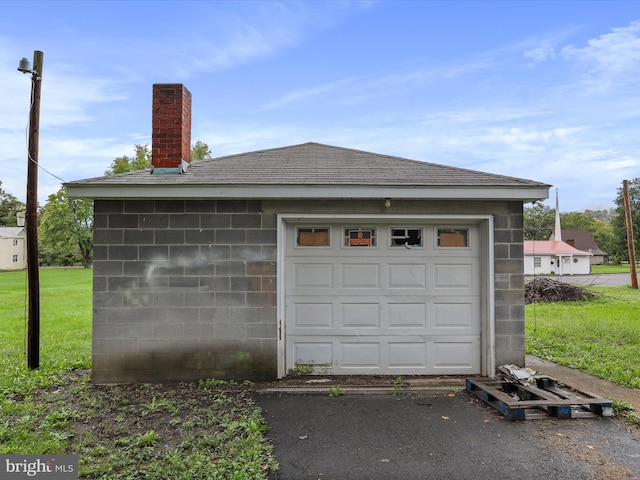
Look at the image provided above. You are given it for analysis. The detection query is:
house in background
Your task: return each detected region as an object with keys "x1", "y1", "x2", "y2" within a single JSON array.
[
  {"x1": 66, "y1": 84, "x2": 550, "y2": 384},
  {"x1": 0, "y1": 227, "x2": 27, "y2": 270},
  {"x1": 523, "y1": 240, "x2": 591, "y2": 275},
  {"x1": 549, "y1": 228, "x2": 608, "y2": 265},
  {"x1": 524, "y1": 190, "x2": 592, "y2": 275}
]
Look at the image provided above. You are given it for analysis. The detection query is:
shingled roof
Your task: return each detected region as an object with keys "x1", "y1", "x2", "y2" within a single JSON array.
[
  {"x1": 66, "y1": 142, "x2": 550, "y2": 201},
  {"x1": 550, "y1": 228, "x2": 608, "y2": 256}
]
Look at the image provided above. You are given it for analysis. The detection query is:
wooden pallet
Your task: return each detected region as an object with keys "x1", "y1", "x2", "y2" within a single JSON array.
[{"x1": 466, "y1": 376, "x2": 614, "y2": 420}]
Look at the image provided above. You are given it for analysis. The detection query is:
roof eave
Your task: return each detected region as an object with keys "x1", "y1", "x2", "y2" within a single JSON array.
[{"x1": 66, "y1": 184, "x2": 550, "y2": 202}]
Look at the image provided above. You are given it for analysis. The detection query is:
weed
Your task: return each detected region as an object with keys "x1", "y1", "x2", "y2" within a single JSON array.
[
  {"x1": 393, "y1": 376, "x2": 405, "y2": 395},
  {"x1": 328, "y1": 386, "x2": 345, "y2": 397},
  {"x1": 134, "y1": 430, "x2": 158, "y2": 448},
  {"x1": 288, "y1": 363, "x2": 314, "y2": 375},
  {"x1": 610, "y1": 399, "x2": 640, "y2": 424}
]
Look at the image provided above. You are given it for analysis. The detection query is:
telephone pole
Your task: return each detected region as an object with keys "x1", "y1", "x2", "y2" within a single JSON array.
[
  {"x1": 623, "y1": 180, "x2": 638, "y2": 289},
  {"x1": 19, "y1": 51, "x2": 44, "y2": 369}
]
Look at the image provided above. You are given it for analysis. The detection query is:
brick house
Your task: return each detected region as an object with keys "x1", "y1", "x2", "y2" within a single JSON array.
[{"x1": 66, "y1": 84, "x2": 550, "y2": 383}]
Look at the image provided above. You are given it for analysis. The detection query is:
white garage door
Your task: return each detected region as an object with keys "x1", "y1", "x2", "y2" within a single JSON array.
[{"x1": 284, "y1": 221, "x2": 481, "y2": 375}]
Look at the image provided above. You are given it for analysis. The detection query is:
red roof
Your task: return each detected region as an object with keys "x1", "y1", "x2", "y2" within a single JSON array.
[{"x1": 524, "y1": 240, "x2": 591, "y2": 256}]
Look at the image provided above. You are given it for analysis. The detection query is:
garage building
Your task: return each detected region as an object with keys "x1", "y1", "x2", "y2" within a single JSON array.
[{"x1": 66, "y1": 84, "x2": 550, "y2": 383}]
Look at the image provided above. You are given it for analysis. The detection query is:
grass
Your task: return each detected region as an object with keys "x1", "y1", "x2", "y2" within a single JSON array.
[
  {"x1": 526, "y1": 285, "x2": 640, "y2": 389},
  {"x1": 590, "y1": 264, "x2": 637, "y2": 274},
  {"x1": 0, "y1": 268, "x2": 277, "y2": 479}
]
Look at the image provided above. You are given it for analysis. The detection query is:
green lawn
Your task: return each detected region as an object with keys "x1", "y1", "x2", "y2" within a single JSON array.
[
  {"x1": 590, "y1": 263, "x2": 638, "y2": 274},
  {"x1": 1, "y1": 268, "x2": 92, "y2": 368},
  {"x1": 526, "y1": 285, "x2": 640, "y2": 389}
]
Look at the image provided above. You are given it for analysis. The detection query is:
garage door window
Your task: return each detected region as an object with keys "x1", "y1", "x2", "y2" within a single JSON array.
[
  {"x1": 437, "y1": 228, "x2": 469, "y2": 247},
  {"x1": 390, "y1": 228, "x2": 423, "y2": 247},
  {"x1": 344, "y1": 228, "x2": 376, "y2": 247},
  {"x1": 297, "y1": 227, "x2": 330, "y2": 247}
]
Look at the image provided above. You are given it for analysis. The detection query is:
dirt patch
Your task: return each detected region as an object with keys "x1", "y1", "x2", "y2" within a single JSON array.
[{"x1": 536, "y1": 424, "x2": 639, "y2": 480}]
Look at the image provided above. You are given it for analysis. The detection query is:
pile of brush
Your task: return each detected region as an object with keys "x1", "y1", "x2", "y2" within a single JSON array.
[{"x1": 525, "y1": 277, "x2": 597, "y2": 304}]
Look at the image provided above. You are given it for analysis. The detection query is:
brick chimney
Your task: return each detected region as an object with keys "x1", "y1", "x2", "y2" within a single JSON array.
[{"x1": 151, "y1": 84, "x2": 192, "y2": 173}]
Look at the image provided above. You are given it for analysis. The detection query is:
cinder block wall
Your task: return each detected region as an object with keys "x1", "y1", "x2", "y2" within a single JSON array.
[
  {"x1": 492, "y1": 201, "x2": 525, "y2": 367},
  {"x1": 92, "y1": 199, "x2": 277, "y2": 383}
]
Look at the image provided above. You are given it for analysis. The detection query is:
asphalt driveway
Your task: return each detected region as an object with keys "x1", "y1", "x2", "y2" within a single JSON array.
[{"x1": 257, "y1": 391, "x2": 640, "y2": 480}]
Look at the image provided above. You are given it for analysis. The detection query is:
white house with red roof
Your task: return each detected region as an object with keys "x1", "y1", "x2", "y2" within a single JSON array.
[
  {"x1": 524, "y1": 240, "x2": 591, "y2": 275},
  {"x1": 524, "y1": 190, "x2": 591, "y2": 275}
]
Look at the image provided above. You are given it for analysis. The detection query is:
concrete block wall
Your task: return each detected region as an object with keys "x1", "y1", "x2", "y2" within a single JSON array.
[
  {"x1": 92, "y1": 199, "x2": 277, "y2": 383},
  {"x1": 492, "y1": 201, "x2": 526, "y2": 367}
]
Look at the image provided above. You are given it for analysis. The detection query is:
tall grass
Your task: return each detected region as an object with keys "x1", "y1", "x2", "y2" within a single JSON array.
[{"x1": 526, "y1": 286, "x2": 640, "y2": 389}]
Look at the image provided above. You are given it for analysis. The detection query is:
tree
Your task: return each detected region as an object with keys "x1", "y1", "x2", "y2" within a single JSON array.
[
  {"x1": 609, "y1": 178, "x2": 640, "y2": 263},
  {"x1": 523, "y1": 203, "x2": 554, "y2": 240},
  {"x1": 191, "y1": 140, "x2": 212, "y2": 162},
  {"x1": 0, "y1": 181, "x2": 25, "y2": 226},
  {"x1": 105, "y1": 144, "x2": 151, "y2": 175},
  {"x1": 39, "y1": 187, "x2": 93, "y2": 267},
  {"x1": 559, "y1": 211, "x2": 614, "y2": 257},
  {"x1": 105, "y1": 141, "x2": 212, "y2": 175}
]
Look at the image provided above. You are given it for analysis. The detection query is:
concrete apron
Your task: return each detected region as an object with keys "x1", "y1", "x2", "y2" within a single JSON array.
[
  {"x1": 258, "y1": 356, "x2": 640, "y2": 413},
  {"x1": 258, "y1": 376, "x2": 466, "y2": 395}
]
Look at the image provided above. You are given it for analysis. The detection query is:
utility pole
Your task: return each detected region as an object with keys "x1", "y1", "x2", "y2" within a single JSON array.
[
  {"x1": 623, "y1": 180, "x2": 638, "y2": 289},
  {"x1": 19, "y1": 51, "x2": 43, "y2": 369}
]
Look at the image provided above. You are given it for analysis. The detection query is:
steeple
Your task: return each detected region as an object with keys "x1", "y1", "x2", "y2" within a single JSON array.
[{"x1": 554, "y1": 188, "x2": 562, "y2": 242}]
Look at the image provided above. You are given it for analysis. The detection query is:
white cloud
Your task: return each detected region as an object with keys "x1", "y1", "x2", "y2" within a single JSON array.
[
  {"x1": 524, "y1": 45, "x2": 556, "y2": 62},
  {"x1": 260, "y1": 79, "x2": 353, "y2": 110},
  {"x1": 562, "y1": 20, "x2": 640, "y2": 75}
]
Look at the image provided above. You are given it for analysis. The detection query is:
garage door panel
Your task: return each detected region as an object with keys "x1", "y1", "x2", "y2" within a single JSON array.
[
  {"x1": 292, "y1": 342, "x2": 333, "y2": 372},
  {"x1": 288, "y1": 336, "x2": 478, "y2": 374},
  {"x1": 432, "y1": 299, "x2": 480, "y2": 334},
  {"x1": 388, "y1": 264, "x2": 427, "y2": 289},
  {"x1": 388, "y1": 342, "x2": 427, "y2": 368},
  {"x1": 341, "y1": 264, "x2": 380, "y2": 288},
  {"x1": 433, "y1": 263, "x2": 475, "y2": 288},
  {"x1": 294, "y1": 263, "x2": 333, "y2": 288},
  {"x1": 292, "y1": 303, "x2": 333, "y2": 329},
  {"x1": 388, "y1": 303, "x2": 427, "y2": 328},
  {"x1": 430, "y1": 337, "x2": 480, "y2": 373},
  {"x1": 341, "y1": 343, "x2": 380, "y2": 368},
  {"x1": 341, "y1": 303, "x2": 380, "y2": 328}
]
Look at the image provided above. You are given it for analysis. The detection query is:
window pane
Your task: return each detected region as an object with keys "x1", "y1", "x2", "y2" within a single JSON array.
[
  {"x1": 297, "y1": 227, "x2": 330, "y2": 246},
  {"x1": 345, "y1": 228, "x2": 376, "y2": 247},
  {"x1": 390, "y1": 228, "x2": 422, "y2": 247},
  {"x1": 437, "y1": 228, "x2": 468, "y2": 247}
]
